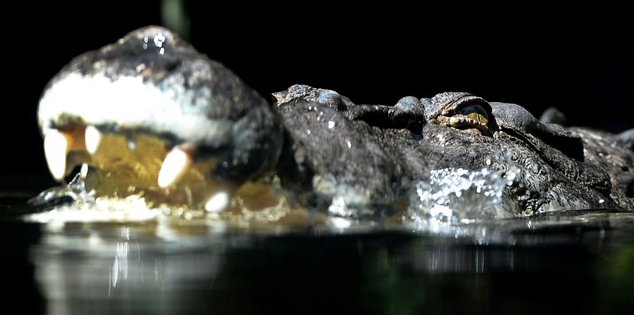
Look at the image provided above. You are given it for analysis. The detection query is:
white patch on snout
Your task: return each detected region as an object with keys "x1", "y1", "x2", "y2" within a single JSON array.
[{"x1": 38, "y1": 72, "x2": 232, "y2": 144}]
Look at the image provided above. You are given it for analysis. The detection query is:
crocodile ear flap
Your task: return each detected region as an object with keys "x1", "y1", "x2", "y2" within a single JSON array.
[
  {"x1": 538, "y1": 107, "x2": 585, "y2": 161},
  {"x1": 538, "y1": 126, "x2": 585, "y2": 162}
]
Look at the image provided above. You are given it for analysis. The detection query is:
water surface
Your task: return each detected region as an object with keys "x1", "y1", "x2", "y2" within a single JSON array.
[{"x1": 3, "y1": 190, "x2": 634, "y2": 315}]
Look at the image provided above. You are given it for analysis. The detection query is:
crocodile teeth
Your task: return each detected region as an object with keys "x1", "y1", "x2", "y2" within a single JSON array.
[
  {"x1": 158, "y1": 147, "x2": 192, "y2": 188},
  {"x1": 84, "y1": 125, "x2": 102, "y2": 154},
  {"x1": 79, "y1": 163, "x2": 90, "y2": 178},
  {"x1": 204, "y1": 190, "x2": 230, "y2": 213},
  {"x1": 43, "y1": 129, "x2": 72, "y2": 181}
]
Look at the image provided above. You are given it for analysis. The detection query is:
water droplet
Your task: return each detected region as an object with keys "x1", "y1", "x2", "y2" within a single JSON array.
[
  {"x1": 410, "y1": 165, "x2": 520, "y2": 225},
  {"x1": 153, "y1": 34, "x2": 166, "y2": 48},
  {"x1": 135, "y1": 63, "x2": 146, "y2": 73}
]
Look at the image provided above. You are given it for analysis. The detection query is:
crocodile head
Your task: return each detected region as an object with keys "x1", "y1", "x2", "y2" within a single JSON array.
[{"x1": 35, "y1": 26, "x2": 634, "y2": 223}]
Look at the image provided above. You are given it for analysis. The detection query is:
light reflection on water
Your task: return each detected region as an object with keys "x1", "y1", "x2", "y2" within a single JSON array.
[
  {"x1": 12, "y1": 207, "x2": 634, "y2": 314},
  {"x1": 32, "y1": 223, "x2": 228, "y2": 314}
]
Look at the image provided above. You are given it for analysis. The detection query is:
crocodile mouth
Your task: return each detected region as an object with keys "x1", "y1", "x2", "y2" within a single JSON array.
[{"x1": 41, "y1": 123, "x2": 283, "y2": 214}]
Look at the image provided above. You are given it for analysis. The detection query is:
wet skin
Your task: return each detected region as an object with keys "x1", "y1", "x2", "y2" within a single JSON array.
[{"x1": 36, "y1": 26, "x2": 634, "y2": 221}]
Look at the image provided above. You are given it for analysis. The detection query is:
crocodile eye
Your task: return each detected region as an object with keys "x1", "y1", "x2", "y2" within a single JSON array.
[{"x1": 461, "y1": 104, "x2": 489, "y2": 125}]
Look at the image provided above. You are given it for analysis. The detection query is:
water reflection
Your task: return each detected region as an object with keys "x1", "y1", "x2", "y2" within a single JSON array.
[
  {"x1": 18, "y1": 211, "x2": 634, "y2": 314},
  {"x1": 0, "y1": 190, "x2": 630, "y2": 315},
  {"x1": 31, "y1": 223, "x2": 228, "y2": 314}
]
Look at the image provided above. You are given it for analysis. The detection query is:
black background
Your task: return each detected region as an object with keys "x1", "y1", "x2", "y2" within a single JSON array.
[{"x1": 4, "y1": 2, "x2": 632, "y2": 185}]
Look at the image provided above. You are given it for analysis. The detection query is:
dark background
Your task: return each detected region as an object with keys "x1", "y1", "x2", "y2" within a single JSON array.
[{"x1": 4, "y1": 2, "x2": 632, "y2": 189}]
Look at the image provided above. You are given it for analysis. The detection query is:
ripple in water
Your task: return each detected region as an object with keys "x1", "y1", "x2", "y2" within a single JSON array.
[{"x1": 408, "y1": 165, "x2": 520, "y2": 229}]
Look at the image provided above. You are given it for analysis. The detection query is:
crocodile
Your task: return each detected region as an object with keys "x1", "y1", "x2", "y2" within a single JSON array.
[{"x1": 33, "y1": 25, "x2": 634, "y2": 224}]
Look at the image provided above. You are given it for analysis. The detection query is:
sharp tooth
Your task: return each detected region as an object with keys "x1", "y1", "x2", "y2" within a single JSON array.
[
  {"x1": 158, "y1": 147, "x2": 192, "y2": 188},
  {"x1": 204, "y1": 190, "x2": 230, "y2": 213},
  {"x1": 43, "y1": 129, "x2": 72, "y2": 181},
  {"x1": 80, "y1": 163, "x2": 89, "y2": 178},
  {"x1": 84, "y1": 125, "x2": 102, "y2": 154}
]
